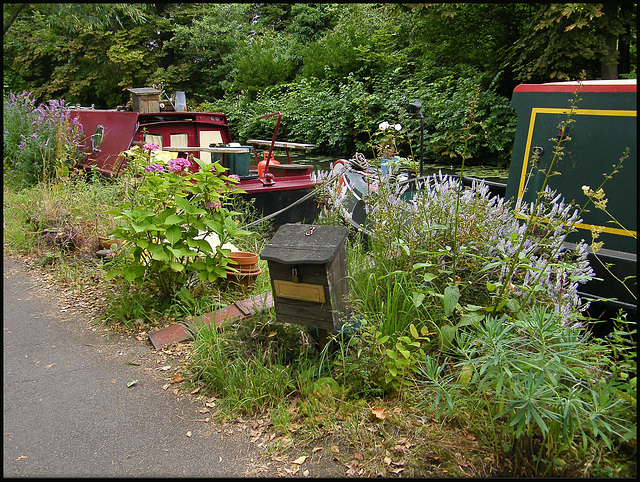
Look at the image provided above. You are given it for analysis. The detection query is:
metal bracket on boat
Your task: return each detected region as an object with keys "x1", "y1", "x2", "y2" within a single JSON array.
[{"x1": 260, "y1": 172, "x2": 276, "y2": 186}]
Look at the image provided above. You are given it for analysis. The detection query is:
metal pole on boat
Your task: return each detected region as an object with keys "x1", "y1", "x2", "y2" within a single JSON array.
[
  {"x1": 407, "y1": 101, "x2": 424, "y2": 176},
  {"x1": 419, "y1": 115, "x2": 424, "y2": 176},
  {"x1": 258, "y1": 111, "x2": 282, "y2": 175}
]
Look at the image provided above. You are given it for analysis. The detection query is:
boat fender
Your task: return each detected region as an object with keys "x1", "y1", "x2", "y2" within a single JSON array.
[{"x1": 331, "y1": 159, "x2": 348, "y2": 193}]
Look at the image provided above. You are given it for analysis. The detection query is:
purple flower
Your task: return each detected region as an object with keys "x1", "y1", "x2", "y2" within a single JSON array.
[
  {"x1": 168, "y1": 157, "x2": 191, "y2": 173},
  {"x1": 144, "y1": 163, "x2": 165, "y2": 173},
  {"x1": 227, "y1": 174, "x2": 241, "y2": 183},
  {"x1": 206, "y1": 201, "x2": 222, "y2": 210}
]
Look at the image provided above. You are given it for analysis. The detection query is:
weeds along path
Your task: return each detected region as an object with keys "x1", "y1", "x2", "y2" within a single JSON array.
[{"x1": 2, "y1": 256, "x2": 344, "y2": 477}]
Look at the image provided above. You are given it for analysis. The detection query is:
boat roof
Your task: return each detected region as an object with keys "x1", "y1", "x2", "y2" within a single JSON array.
[{"x1": 514, "y1": 78, "x2": 636, "y2": 93}]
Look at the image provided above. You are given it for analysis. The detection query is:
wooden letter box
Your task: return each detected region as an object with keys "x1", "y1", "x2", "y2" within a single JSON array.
[{"x1": 260, "y1": 224, "x2": 349, "y2": 339}]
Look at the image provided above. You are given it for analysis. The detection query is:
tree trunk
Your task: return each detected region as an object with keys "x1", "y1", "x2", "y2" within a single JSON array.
[
  {"x1": 617, "y1": 3, "x2": 633, "y2": 76},
  {"x1": 600, "y1": 34, "x2": 618, "y2": 79},
  {"x1": 3, "y1": 3, "x2": 28, "y2": 36}
]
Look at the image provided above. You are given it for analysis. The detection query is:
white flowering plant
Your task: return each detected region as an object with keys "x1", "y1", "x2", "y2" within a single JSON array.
[{"x1": 106, "y1": 143, "x2": 251, "y2": 299}]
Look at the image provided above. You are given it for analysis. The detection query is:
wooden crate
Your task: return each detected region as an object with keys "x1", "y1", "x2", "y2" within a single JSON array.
[
  {"x1": 128, "y1": 87, "x2": 161, "y2": 113},
  {"x1": 260, "y1": 224, "x2": 349, "y2": 336}
]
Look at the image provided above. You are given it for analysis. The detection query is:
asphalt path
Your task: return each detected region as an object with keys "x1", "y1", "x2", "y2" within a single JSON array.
[{"x1": 3, "y1": 257, "x2": 342, "y2": 477}]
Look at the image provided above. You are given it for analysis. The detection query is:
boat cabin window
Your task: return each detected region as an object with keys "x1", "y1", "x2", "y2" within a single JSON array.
[
  {"x1": 144, "y1": 134, "x2": 163, "y2": 149},
  {"x1": 199, "y1": 130, "x2": 224, "y2": 163},
  {"x1": 170, "y1": 134, "x2": 189, "y2": 148}
]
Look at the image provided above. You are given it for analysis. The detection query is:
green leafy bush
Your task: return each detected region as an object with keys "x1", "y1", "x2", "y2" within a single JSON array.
[
  {"x1": 105, "y1": 144, "x2": 251, "y2": 299},
  {"x1": 418, "y1": 308, "x2": 636, "y2": 476}
]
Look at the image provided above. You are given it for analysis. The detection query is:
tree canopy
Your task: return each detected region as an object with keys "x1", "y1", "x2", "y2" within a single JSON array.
[{"x1": 3, "y1": 2, "x2": 636, "y2": 164}]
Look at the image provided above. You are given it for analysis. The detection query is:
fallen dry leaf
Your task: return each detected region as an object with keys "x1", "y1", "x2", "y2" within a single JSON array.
[
  {"x1": 162, "y1": 383, "x2": 170, "y2": 391},
  {"x1": 45, "y1": 363, "x2": 55, "y2": 369},
  {"x1": 205, "y1": 400, "x2": 216, "y2": 408},
  {"x1": 15, "y1": 455, "x2": 27, "y2": 461},
  {"x1": 190, "y1": 386, "x2": 202, "y2": 395},
  {"x1": 285, "y1": 464, "x2": 300, "y2": 475},
  {"x1": 330, "y1": 445, "x2": 340, "y2": 454},
  {"x1": 127, "y1": 379, "x2": 138, "y2": 388},
  {"x1": 372, "y1": 406, "x2": 387, "y2": 420},
  {"x1": 159, "y1": 365, "x2": 172, "y2": 371},
  {"x1": 303, "y1": 469, "x2": 309, "y2": 477},
  {"x1": 312, "y1": 446, "x2": 323, "y2": 453},
  {"x1": 292, "y1": 455, "x2": 308, "y2": 465},
  {"x1": 384, "y1": 456, "x2": 392, "y2": 466},
  {"x1": 354, "y1": 452, "x2": 363, "y2": 461},
  {"x1": 170, "y1": 373, "x2": 184, "y2": 384},
  {"x1": 186, "y1": 431, "x2": 192, "y2": 438},
  {"x1": 267, "y1": 331, "x2": 276, "y2": 338}
]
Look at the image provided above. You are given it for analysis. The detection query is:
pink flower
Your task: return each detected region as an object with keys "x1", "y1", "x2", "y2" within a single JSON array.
[
  {"x1": 227, "y1": 174, "x2": 241, "y2": 183},
  {"x1": 143, "y1": 142, "x2": 160, "y2": 152},
  {"x1": 206, "y1": 201, "x2": 222, "y2": 210},
  {"x1": 168, "y1": 157, "x2": 191, "y2": 172}
]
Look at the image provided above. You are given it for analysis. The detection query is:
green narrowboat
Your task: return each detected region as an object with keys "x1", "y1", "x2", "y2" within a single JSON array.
[{"x1": 504, "y1": 79, "x2": 637, "y2": 317}]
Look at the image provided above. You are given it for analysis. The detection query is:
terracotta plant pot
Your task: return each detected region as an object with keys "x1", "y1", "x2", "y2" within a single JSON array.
[
  {"x1": 99, "y1": 236, "x2": 122, "y2": 250},
  {"x1": 229, "y1": 251, "x2": 258, "y2": 272},
  {"x1": 224, "y1": 266, "x2": 262, "y2": 291}
]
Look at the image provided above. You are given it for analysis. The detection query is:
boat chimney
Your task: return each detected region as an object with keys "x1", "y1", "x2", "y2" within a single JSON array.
[{"x1": 175, "y1": 91, "x2": 186, "y2": 112}]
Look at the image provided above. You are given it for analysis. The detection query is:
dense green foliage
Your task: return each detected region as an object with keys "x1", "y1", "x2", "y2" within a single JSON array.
[
  {"x1": 2, "y1": 5, "x2": 637, "y2": 476},
  {"x1": 4, "y1": 3, "x2": 636, "y2": 166}
]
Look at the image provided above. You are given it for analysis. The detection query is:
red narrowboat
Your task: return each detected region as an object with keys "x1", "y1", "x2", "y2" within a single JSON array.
[{"x1": 69, "y1": 88, "x2": 320, "y2": 228}]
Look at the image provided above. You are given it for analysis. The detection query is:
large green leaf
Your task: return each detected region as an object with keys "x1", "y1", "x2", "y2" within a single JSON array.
[
  {"x1": 165, "y1": 225, "x2": 183, "y2": 245},
  {"x1": 439, "y1": 324, "x2": 457, "y2": 349},
  {"x1": 163, "y1": 214, "x2": 185, "y2": 225},
  {"x1": 444, "y1": 285, "x2": 460, "y2": 317},
  {"x1": 187, "y1": 237, "x2": 213, "y2": 253},
  {"x1": 147, "y1": 242, "x2": 170, "y2": 261}
]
